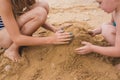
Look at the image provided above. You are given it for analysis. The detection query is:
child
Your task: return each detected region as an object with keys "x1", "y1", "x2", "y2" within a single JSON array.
[
  {"x1": 0, "y1": 0, "x2": 72, "y2": 62},
  {"x1": 75, "y1": 0, "x2": 120, "y2": 57}
]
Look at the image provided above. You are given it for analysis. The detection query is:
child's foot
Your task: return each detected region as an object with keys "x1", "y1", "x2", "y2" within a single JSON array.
[{"x1": 4, "y1": 49, "x2": 21, "y2": 62}]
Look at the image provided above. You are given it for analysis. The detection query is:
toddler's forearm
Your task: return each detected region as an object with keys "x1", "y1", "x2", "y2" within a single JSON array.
[{"x1": 91, "y1": 45, "x2": 120, "y2": 57}]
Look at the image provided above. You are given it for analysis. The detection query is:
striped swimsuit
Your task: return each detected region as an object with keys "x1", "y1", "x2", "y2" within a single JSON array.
[{"x1": 0, "y1": 16, "x2": 4, "y2": 29}]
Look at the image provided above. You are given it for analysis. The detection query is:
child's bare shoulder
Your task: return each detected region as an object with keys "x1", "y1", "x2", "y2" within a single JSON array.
[
  {"x1": 0, "y1": 0, "x2": 11, "y2": 7},
  {"x1": 0, "y1": 0, "x2": 12, "y2": 13},
  {"x1": 0, "y1": 0, "x2": 10, "y2": 3}
]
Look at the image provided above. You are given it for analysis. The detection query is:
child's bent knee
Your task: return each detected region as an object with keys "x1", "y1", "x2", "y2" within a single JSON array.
[
  {"x1": 101, "y1": 23, "x2": 115, "y2": 31},
  {"x1": 101, "y1": 24, "x2": 109, "y2": 30},
  {"x1": 33, "y1": 7, "x2": 47, "y2": 23},
  {"x1": 39, "y1": 1, "x2": 49, "y2": 14},
  {"x1": 34, "y1": 1, "x2": 49, "y2": 14}
]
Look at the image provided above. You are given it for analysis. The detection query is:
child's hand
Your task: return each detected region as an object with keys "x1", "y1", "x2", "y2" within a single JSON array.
[
  {"x1": 88, "y1": 30, "x2": 96, "y2": 37},
  {"x1": 55, "y1": 23, "x2": 72, "y2": 33},
  {"x1": 56, "y1": 28, "x2": 64, "y2": 33},
  {"x1": 75, "y1": 41, "x2": 93, "y2": 54},
  {"x1": 50, "y1": 31, "x2": 73, "y2": 45}
]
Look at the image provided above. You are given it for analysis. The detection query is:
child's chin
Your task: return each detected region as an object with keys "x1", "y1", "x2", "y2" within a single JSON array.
[
  {"x1": 101, "y1": 7, "x2": 113, "y2": 13},
  {"x1": 103, "y1": 9, "x2": 113, "y2": 13}
]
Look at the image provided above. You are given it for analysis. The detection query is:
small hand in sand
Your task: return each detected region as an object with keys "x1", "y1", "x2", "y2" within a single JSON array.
[
  {"x1": 75, "y1": 41, "x2": 93, "y2": 54},
  {"x1": 51, "y1": 31, "x2": 73, "y2": 45},
  {"x1": 88, "y1": 30, "x2": 96, "y2": 37},
  {"x1": 55, "y1": 23, "x2": 73, "y2": 32},
  {"x1": 60, "y1": 23, "x2": 73, "y2": 29},
  {"x1": 56, "y1": 29, "x2": 64, "y2": 33},
  {"x1": 4, "y1": 49, "x2": 21, "y2": 62}
]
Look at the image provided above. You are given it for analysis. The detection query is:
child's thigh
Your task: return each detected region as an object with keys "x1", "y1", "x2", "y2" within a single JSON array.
[
  {"x1": 17, "y1": 7, "x2": 47, "y2": 27},
  {"x1": 31, "y1": 1, "x2": 49, "y2": 13}
]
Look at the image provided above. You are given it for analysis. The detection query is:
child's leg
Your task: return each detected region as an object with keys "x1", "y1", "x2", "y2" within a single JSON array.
[
  {"x1": 31, "y1": 0, "x2": 49, "y2": 14},
  {"x1": 0, "y1": 29, "x2": 12, "y2": 48},
  {"x1": 101, "y1": 24, "x2": 116, "y2": 45},
  {"x1": 4, "y1": 7, "x2": 48, "y2": 62},
  {"x1": 0, "y1": 0, "x2": 49, "y2": 48},
  {"x1": 18, "y1": 7, "x2": 47, "y2": 34}
]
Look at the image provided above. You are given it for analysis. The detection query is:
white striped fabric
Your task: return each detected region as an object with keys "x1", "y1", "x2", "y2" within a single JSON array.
[{"x1": 0, "y1": 16, "x2": 4, "y2": 29}]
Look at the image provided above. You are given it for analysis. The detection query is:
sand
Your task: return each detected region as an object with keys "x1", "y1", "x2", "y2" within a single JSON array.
[{"x1": 0, "y1": 0, "x2": 120, "y2": 80}]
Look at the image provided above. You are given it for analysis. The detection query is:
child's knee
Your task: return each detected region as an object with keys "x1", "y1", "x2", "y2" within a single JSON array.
[
  {"x1": 36, "y1": 1, "x2": 49, "y2": 14},
  {"x1": 33, "y1": 7, "x2": 47, "y2": 24},
  {"x1": 101, "y1": 24, "x2": 116, "y2": 37},
  {"x1": 101, "y1": 24, "x2": 109, "y2": 30},
  {"x1": 101, "y1": 22, "x2": 110, "y2": 26}
]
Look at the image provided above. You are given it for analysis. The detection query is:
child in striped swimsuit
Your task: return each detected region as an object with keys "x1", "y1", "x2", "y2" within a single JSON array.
[
  {"x1": 0, "y1": 0, "x2": 72, "y2": 62},
  {"x1": 0, "y1": 17, "x2": 4, "y2": 29},
  {"x1": 75, "y1": 0, "x2": 120, "y2": 70}
]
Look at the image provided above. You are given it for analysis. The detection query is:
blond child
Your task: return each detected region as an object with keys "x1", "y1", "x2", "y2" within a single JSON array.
[{"x1": 75, "y1": 0, "x2": 120, "y2": 57}]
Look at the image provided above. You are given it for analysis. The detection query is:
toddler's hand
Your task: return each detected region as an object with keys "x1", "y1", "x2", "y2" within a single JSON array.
[
  {"x1": 88, "y1": 30, "x2": 96, "y2": 37},
  {"x1": 75, "y1": 41, "x2": 93, "y2": 54},
  {"x1": 55, "y1": 23, "x2": 72, "y2": 33}
]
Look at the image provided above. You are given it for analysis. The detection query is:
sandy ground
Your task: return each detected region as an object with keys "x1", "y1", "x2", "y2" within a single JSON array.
[{"x1": 0, "y1": 0, "x2": 120, "y2": 80}]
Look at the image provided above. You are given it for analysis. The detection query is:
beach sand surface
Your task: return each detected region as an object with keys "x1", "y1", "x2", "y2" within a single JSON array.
[{"x1": 0, "y1": 0, "x2": 120, "y2": 80}]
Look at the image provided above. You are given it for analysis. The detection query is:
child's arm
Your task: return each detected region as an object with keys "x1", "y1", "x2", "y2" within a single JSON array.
[
  {"x1": 0, "y1": 0, "x2": 72, "y2": 46},
  {"x1": 75, "y1": 41, "x2": 120, "y2": 57},
  {"x1": 75, "y1": 18, "x2": 120, "y2": 57}
]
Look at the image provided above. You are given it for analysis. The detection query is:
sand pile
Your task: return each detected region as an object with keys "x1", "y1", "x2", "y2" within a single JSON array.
[
  {"x1": 0, "y1": 0, "x2": 120, "y2": 80},
  {"x1": 0, "y1": 22, "x2": 119, "y2": 80}
]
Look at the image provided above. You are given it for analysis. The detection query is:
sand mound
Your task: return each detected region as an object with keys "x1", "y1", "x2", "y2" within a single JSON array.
[
  {"x1": 0, "y1": 0, "x2": 120, "y2": 80},
  {"x1": 0, "y1": 22, "x2": 120, "y2": 80}
]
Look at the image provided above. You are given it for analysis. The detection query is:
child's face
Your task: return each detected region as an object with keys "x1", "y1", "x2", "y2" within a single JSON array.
[{"x1": 96, "y1": 0, "x2": 118, "y2": 13}]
